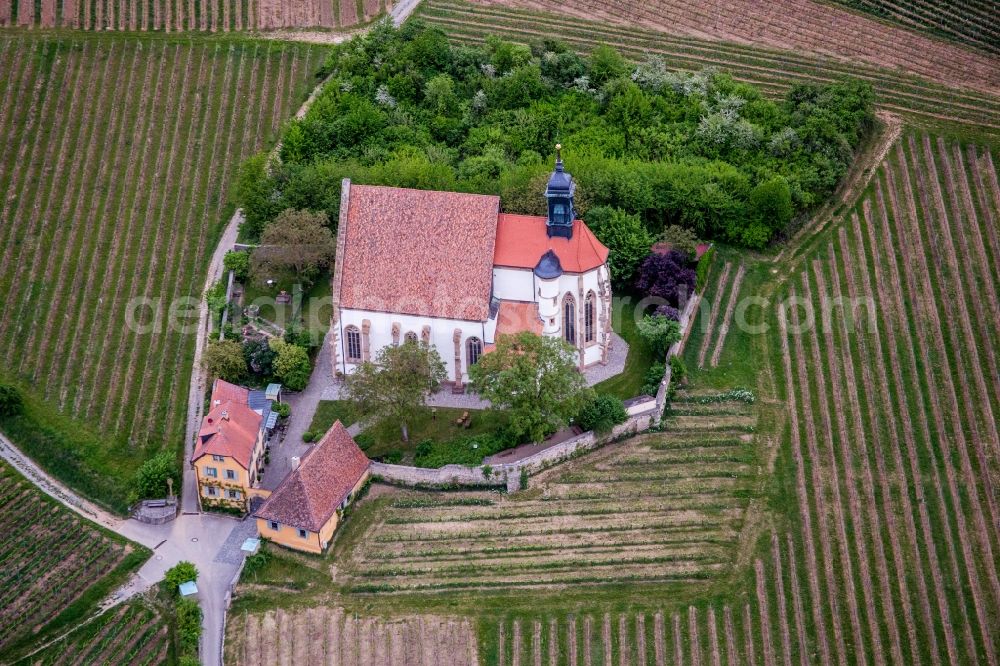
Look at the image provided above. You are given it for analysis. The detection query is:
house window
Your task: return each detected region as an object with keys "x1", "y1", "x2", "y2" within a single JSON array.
[
  {"x1": 212, "y1": 455, "x2": 225, "y2": 462},
  {"x1": 404, "y1": 331, "x2": 418, "y2": 344},
  {"x1": 298, "y1": 529, "x2": 308, "y2": 539},
  {"x1": 466, "y1": 337, "x2": 483, "y2": 367},
  {"x1": 227, "y1": 489, "x2": 240, "y2": 500},
  {"x1": 563, "y1": 295, "x2": 576, "y2": 345},
  {"x1": 205, "y1": 467, "x2": 218, "y2": 478},
  {"x1": 269, "y1": 521, "x2": 279, "y2": 531},
  {"x1": 585, "y1": 292, "x2": 596, "y2": 343},
  {"x1": 225, "y1": 469, "x2": 236, "y2": 481},
  {"x1": 345, "y1": 326, "x2": 362, "y2": 362},
  {"x1": 205, "y1": 486, "x2": 218, "y2": 497}
]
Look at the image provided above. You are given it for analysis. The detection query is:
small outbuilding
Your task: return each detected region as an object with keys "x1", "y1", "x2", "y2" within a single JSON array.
[{"x1": 253, "y1": 421, "x2": 370, "y2": 554}]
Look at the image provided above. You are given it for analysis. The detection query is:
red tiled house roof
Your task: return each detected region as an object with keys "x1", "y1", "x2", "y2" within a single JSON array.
[
  {"x1": 192, "y1": 400, "x2": 261, "y2": 470},
  {"x1": 493, "y1": 214, "x2": 609, "y2": 273},
  {"x1": 337, "y1": 183, "x2": 501, "y2": 321},
  {"x1": 209, "y1": 378, "x2": 250, "y2": 406},
  {"x1": 253, "y1": 421, "x2": 370, "y2": 533}
]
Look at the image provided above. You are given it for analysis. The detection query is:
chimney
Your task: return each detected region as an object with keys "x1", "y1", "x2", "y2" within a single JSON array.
[
  {"x1": 221, "y1": 410, "x2": 229, "y2": 421},
  {"x1": 291, "y1": 456, "x2": 300, "y2": 470}
]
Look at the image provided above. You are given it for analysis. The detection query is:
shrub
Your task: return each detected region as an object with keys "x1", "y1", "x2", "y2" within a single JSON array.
[
  {"x1": 381, "y1": 450, "x2": 403, "y2": 464},
  {"x1": 660, "y1": 225, "x2": 700, "y2": 260},
  {"x1": 165, "y1": 561, "x2": 198, "y2": 593},
  {"x1": 242, "y1": 337, "x2": 276, "y2": 376},
  {"x1": 669, "y1": 355, "x2": 688, "y2": 385},
  {"x1": 223, "y1": 250, "x2": 251, "y2": 282},
  {"x1": 242, "y1": 546, "x2": 272, "y2": 579},
  {"x1": 176, "y1": 597, "x2": 203, "y2": 656},
  {"x1": 133, "y1": 451, "x2": 179, "y2": 500},
  {"x1": 272, "y1": 402, "x2": 291, "y2": 418},
  {"x1": 0, "y1": 383, "x2": 24, "y2": 417},
  {"x1": 205, "y1": 279, "x2": 228, "y2": 318},
  {"x1": 635, "y1": 250, "x2": 697, "y2": 308},
  {"x1": 584, "y1": 206, "x2": 655, "y2": 288},
  {"x1": 654, "y1": 304, "x2": 680, "y2": 321},
  {"x1": 637, "y1": 314, "x2": 682, "y2": 359},
  {"x1": 269, "y1": 338, "x2": 312, "y2": 391},
  {"x1": 695, "y1": 245, "x2": 716, "y2": 292},
  {"x1": 203, "y1": 340, "x2": 247, "y2": 383},
  {"x1": 642, "y1": 362, "x2": 666, "y2": 396},
  {"x1": 302, "y1": 430, "x2": 317, "y2": 443},
  {"x1": 576, "y1": 394, "x2": 628, "y2": 433}
]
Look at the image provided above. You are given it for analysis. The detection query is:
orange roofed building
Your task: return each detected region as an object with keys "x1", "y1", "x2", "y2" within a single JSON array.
[
  {"x1": 330, "y1": 149, "x2": 613, "y2": 389},
  {"x1": 191, "y1": 379, "x2": 272, "y2": 511},
  {"x1": 253, "y1": 421, "x2": 371, "y2": 554}
]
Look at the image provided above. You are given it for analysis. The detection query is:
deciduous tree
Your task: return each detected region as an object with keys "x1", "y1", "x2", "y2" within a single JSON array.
[
  {"x1": 344, "y1": 341, "x2": 447, "y2": 442},
  {"x1": 469, "y1": 332, "x2": 591, "y2": 443},
  {"x1": 251, "y1": 209, "x2": 336, "y2": 287},
  {"x1": 585, "y1": 206, "x2": 654, "y2": 288}
]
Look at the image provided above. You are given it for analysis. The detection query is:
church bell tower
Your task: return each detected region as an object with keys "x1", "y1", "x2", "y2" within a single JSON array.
[{"x1": 545, "y1": 144, "x2": 575, "y2": 239}]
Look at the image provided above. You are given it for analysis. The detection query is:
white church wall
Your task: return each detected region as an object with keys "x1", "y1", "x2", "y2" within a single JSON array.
[
  {"x1": 492, "y1": 267, "x2": 535, "y2": 302},
  {"x1": 336, "y1": 308, "x2": 488, "y2": 383}
]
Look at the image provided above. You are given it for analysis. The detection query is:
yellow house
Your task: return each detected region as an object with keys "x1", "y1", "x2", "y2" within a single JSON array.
[
  {"x1": 191, "y1": 379, "x2": 268, "y2": 511},
  {"x1": 253, "y1": 421, "x2": 371, "y2": 554}
]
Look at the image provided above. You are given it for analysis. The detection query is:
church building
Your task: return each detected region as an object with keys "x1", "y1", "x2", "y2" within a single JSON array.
[{"x1": 329, "y1": 149, "x2": 612, "y2": 389}]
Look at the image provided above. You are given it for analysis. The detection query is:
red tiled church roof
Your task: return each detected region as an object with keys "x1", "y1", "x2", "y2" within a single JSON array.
[
  {"x1": 192, "y1": 400, "x2": 261, "y2": 470},
  {"x1": 253, "y1": 421, "x2": 370, "y2": 533},
  {"x1": 493, "y1": 214, "x2": 609, "y2": 273},
  {"x1": 338, "y1": 184, "x2": 500, "y2": 322}
]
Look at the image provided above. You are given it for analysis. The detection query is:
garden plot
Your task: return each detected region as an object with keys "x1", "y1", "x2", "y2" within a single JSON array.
[{"x1": 339, "y1": 395, "x2": 760, "y2": 593}]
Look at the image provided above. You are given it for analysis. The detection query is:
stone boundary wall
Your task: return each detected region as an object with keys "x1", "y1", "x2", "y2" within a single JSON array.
[{"x1": 370, "y1": 285, "x2": 705, "y2": 493}]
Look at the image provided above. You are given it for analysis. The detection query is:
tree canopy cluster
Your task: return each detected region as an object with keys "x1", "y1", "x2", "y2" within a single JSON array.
[{"x1": 235, "y1": 20, "x2": 874, "y2": 250}]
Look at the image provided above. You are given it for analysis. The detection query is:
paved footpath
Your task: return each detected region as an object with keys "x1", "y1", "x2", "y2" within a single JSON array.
[{"x1": 0, "y1": 432, "x2": 249, "y2": 666}]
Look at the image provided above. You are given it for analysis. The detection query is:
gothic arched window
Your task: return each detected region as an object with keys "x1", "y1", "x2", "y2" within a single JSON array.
[
  {"x1": 345, "y1": 326, "x2": 362, "y2": 362},
  {"x1": 404, "y1": 331, "x2": 418, "y2": 344},
  {"x1": 585, "y1": 291, "x2": 596, "y2": 343},
  {"x1": 467, "y1": 337, "x2": 483, "y2": 367},
  {"x1": 563, "y1": 295, "x2": 576, "y2": 345}
]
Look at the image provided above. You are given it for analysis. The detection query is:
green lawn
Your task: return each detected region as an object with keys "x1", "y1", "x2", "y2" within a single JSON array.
[
  {"x1": 593, "y1": 296, "x2": 658, "y2": 400},
  {"x1": 309, "y1": 399, "x2": 508, "y2": 465}
]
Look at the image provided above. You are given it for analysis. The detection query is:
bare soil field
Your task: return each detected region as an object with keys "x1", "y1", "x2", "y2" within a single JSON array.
[
  {"x1": 227, "y1": 607, "x2": 478, "y2": 665},
  {"x1": 474, "y1": 0, "x2": 999, "y2": 96}
]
